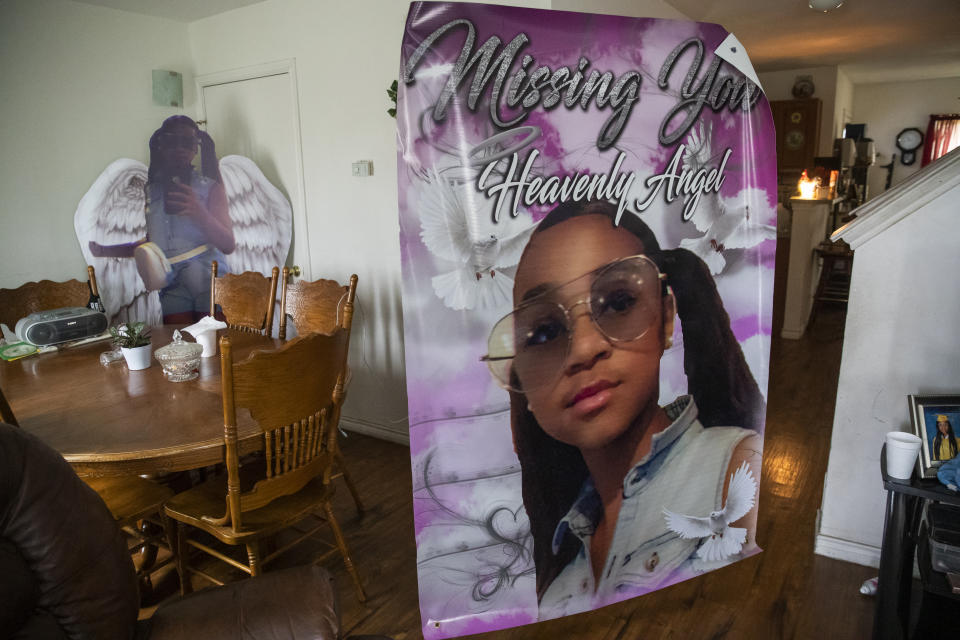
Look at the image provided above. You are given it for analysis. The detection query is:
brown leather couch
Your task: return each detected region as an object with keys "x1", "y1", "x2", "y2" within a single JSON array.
[{"x1": 0, "y1": 423, "x2": 391, "y2": 640}]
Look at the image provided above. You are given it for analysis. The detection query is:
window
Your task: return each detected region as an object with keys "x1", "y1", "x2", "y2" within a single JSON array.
[{"x1": 921, "y1": 114, "x2": 960, "y2": 167}]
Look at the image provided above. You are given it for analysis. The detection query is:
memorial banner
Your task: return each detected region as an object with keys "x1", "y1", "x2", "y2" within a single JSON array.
[{"x1": 396, "y1": 3, "x2": 775, "y2": 637}]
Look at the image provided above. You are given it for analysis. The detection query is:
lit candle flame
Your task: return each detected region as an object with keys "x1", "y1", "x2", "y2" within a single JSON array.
[{"x1": 797, "y1": 170, "x2": 819, "y2": 199}]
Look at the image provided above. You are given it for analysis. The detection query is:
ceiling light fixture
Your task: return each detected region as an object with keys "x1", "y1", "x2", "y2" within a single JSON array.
[{"x1": 809, "y1": 0, "x2": 844, "y2": 12}]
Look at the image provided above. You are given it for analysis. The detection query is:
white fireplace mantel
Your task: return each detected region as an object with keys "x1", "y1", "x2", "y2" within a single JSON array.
[{"x1": 781, "y1": 196, "x2": 840, "y2": 340}]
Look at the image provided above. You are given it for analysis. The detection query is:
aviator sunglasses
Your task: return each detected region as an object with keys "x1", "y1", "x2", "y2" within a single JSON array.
[{"x1": 482, "y1": 254, "x2": 668, "y2": 392}]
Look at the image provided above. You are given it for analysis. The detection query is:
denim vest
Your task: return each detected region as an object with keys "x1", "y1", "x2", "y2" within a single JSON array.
[
  {"x1": 145, "y1": 172, "x2": 224, "y2": 266},
  {"x1": 539, "y1": 397, "x2": 753, "y2": 619}
]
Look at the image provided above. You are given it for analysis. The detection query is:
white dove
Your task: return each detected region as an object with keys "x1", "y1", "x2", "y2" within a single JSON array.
[
  {"x1": 683, "y1": 121, "x2": 713, "y2": 173},
  {"x1": 662, "y1": 461, "x2": 757, "y2": 563},
  {"x1": 678, "y1": 187, "x2": 777, "y2": 274},
  {"x1": 682, "y1": 121, "x2": 720, "y2": 234},
  {"x1": 419, "y1": 170, "x2": 537, "y2": 310}
]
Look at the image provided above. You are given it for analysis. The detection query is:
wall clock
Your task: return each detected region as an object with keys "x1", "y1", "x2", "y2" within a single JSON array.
[
  {"x1": 896, "y1": 127, "x2": 923, "y2": 166},
  {"x1": 786, "y1": 129, "x2": 805, "y2": 151}
]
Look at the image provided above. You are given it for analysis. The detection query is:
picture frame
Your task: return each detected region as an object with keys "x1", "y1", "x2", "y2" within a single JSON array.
[{"x1": 908, "y1": 395, "x2": 960, "y2": 479}]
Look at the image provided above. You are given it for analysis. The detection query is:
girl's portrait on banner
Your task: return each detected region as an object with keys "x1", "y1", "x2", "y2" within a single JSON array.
[{"x1": 396, "y1": 4, "x2": 776, "y2": 637}]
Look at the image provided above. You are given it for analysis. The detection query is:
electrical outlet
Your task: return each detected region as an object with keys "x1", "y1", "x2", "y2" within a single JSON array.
[{"x1": 351, "y1": 160, "x2": 373, "y2": 177}]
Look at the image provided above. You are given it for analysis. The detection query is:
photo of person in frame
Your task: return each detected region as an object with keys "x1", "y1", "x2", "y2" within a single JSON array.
[
  {"x1": 931, "y1": 413, "x2": 960, "y2": 462},
  {"x1": 481, "y1": 200, "x2": 766, "y2": 618},
  {"x1": 87, "y1": 115, "x2": 236, "y2": 323}
]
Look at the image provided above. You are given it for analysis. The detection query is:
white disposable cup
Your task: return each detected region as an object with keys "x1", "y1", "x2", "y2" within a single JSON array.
[
  {"x1": 885, "y1": 432, "x2": 922, "y2": 480},
  {"x1": 196, "y1": 331, "x2": 217, "y2": 358}
]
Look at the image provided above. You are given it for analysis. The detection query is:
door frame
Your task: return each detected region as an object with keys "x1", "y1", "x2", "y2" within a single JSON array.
[{"x1": 194, "y1": 59, "x2": 312, "y2": 280}]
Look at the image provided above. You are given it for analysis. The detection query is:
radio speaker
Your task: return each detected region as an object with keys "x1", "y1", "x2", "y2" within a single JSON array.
[{"x1": 15, "y1": 307, "x2": 109, "y2": 347}]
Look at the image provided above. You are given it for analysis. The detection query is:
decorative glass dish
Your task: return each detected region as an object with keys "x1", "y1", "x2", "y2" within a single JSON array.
[{"x1": 153, "y1": 330, "x2": 203, "y2": 382}]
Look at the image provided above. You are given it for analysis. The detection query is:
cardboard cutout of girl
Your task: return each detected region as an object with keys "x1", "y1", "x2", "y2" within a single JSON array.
[{"x1": 75, "y1": 116, "x2": 293, "y2": 325}]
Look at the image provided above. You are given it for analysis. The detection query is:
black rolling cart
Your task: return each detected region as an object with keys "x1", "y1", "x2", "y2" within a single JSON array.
[{"x1": 875, "y1": 444, "x2": 960, "y2": 639}]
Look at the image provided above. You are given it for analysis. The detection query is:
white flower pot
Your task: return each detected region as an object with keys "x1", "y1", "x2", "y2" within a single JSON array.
[{"x1": 121, "y1": 344, "x2": 152, "y2": 370}]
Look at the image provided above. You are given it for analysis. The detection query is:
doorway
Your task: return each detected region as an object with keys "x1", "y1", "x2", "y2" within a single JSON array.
[{"x1": 195, "y1": 60, "x2": 312, "y2": 280}]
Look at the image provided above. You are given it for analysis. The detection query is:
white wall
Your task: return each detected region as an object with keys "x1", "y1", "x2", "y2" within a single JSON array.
[
  {"x1": 816, "y1": 166, "x2": 960, "y2": 565},
  {"x1": 0, "y1": 0, "x2": 193, "y2": 288},
  {"x1": 834, "y1": 67, "x2": 854, "y2": 142},
  {"x1": 187, "y1": 0, "x2": 409, "y2": 440},
  {"x1": 758, "y1": 66, "x2": 839, "y2": 157},
  {"x1": 852, "y1": 76, "x2": 960, "y2": 196}
]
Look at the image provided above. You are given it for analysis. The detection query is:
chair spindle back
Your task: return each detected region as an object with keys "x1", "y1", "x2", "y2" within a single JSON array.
[
  {"x1": 0, "y1": 267, "x2": 97, "y2": 330},
  {"x1": 278, "y1": 271, "x2": 358, "y2": 341},
  {"x1": 210, "y1": 261, "x2": 279, "y2": 337},
  {"x1": 219, "y1": 329, "x2": 349, "y2": 531}
]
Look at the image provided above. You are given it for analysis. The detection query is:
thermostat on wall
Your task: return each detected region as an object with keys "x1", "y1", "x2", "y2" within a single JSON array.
[{"x1": 351, "y1": 160, "x2": 373, "y2": 177}]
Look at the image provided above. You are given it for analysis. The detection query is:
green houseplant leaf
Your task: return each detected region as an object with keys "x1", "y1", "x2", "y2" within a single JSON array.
[
  {"x1": 109, "y1": 322, "x2": 151, "y2": 349},
  {"x1": 387, "y1": 79, "x2": 398, "y2": 119}
]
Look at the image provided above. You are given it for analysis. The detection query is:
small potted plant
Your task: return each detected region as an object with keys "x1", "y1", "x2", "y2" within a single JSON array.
[{"x1": 109, "y1": 322, "x2": 152, "y2": 370}]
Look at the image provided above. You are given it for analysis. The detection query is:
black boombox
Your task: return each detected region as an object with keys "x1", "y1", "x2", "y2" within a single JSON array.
[{"x1": 14, "y1": 307, "x2": 108, "y2": 347}]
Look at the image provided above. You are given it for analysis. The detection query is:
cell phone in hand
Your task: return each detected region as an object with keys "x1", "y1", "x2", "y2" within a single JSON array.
[{"x1": 164, "y1": 172, "x2": 190, "y2": 214}]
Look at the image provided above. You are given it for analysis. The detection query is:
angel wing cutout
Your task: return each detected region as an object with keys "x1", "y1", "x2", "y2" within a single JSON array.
[
  {"x1": 219, "y1": 155, "x2": 292, "y2": 277},
  {"x1": 74, "y1": 159, "x2": 162, "y2": 326},
  {"x1": 663, "y1": 461, "x2": 757, "y2": 563},
  {"x1": 419, "y1": 170, "x2": 536, "y2": 310},
  {"x1": 75, "y1": 156, "x2": 292, "y2": 325}
]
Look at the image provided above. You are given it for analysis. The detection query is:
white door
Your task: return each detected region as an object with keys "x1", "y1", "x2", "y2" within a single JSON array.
[{"x1": 196, "y1": 61, "x2": 312, "y2": 280}]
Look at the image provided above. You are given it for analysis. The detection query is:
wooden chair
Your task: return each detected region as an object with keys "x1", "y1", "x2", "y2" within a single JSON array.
[
  {"x1": 0, "y1": 265, "x2": 97, "y2": 329},
  {"x1": 210, "y1": 261, "x2": 279, "y2": 337},
  {"x1": 0, "y1": 268, "x2": 173, "y2": 592},
  {"x1": 279, "y1": 270, "x2": 364, "y2": 516},
  {"x1": 83, "y1": 476, "x2": 176, "y2": 594},
  {"x1": 278, "y1": 271, "x2": 357, "y2": 339},
  {"x1": 163, "y1": 330, "x2": 366, "y2": 602},
  {"x1": 809, "y1": 241, "x2": 854, "y2": 330},
  {"x1": 0, "y1": 383, "x2": 174, "y2": 592}
]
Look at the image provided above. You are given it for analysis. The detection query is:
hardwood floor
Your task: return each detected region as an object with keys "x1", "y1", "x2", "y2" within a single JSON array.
[{"x1": 143, "y1": 308, "x2": 877, "y2": 638}]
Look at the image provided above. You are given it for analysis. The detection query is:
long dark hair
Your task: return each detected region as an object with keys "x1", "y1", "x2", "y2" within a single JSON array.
[
  {"x1": 510, "y1": 200, "x2": 766, "y2": 600},
  {"x1": 933, "y1": 419, "x2": 958, "y2": 461},
  {"x1": 146, "y1": 115, "x2": 221, "y2": 185}
]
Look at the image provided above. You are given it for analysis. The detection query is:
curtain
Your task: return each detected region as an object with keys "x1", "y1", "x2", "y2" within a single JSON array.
[{"x1": 921, "y1": 114, "x2": 960, "y2": 167}]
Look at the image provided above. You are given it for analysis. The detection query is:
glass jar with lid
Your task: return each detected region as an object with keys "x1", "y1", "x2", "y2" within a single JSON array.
[{"x1": 154, "y1": 330, "x2": 203, "y2": 382}]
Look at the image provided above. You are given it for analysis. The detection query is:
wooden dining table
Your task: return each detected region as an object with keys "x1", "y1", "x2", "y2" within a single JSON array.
[{"x1": 0, "y1": 326, "x2": 280, "y2": 477}]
